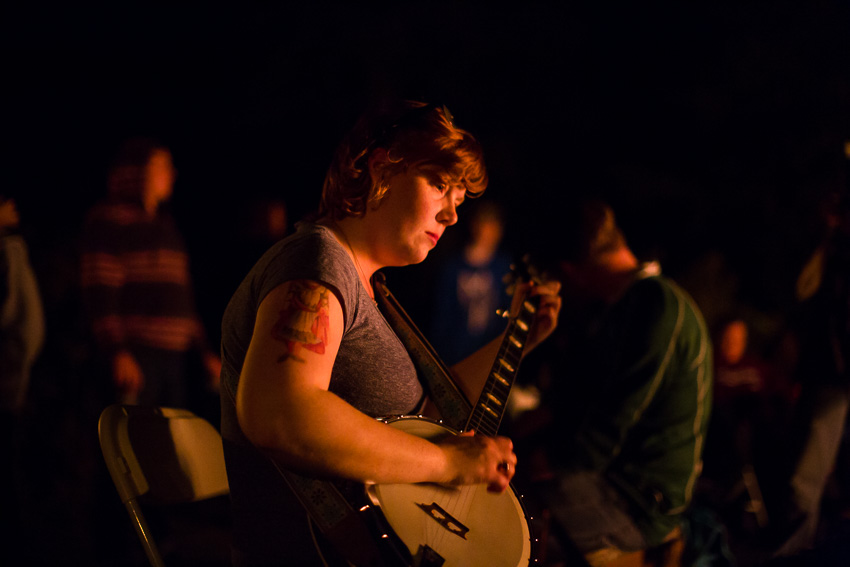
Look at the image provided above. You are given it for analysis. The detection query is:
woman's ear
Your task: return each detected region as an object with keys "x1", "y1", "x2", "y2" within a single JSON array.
[{"x1": 367, "y1": 148, "x2": 390, "y2": 185}]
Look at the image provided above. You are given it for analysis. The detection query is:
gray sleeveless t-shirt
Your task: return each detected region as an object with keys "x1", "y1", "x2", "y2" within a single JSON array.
[
  {"x1": 219, "y1": 222, "x2": 422, "y2": 565},
  {"x1": 220, "y1": 222, "x2": 421, "y2": 415}
]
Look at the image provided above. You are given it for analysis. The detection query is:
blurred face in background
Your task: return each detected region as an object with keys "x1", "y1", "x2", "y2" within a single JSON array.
[
  {"x1": 719, "y1": 320, "x2": 748, "y2": 365},
  {"x1": 470, "y1": 213, "x2": 503, "y2": 249},
  {"x1": 144, "y1": 149, "x2": 176, "y2": 209},
  {"x1": 0, "y1": 197, "x2": 20, "y2": 230},
  {"x1": 560, "y1": 209, "x2": 639, "y2": 304}
]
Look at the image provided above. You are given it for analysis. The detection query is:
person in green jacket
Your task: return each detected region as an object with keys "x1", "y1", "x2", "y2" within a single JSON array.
[{"x1": 520, "y1": 200, "x2": 713, "y2": 563}]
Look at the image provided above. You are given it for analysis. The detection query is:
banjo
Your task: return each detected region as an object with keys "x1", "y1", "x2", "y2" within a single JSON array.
[{"x1": 317, "y1": 272, "x2": 541, "y2": 567}]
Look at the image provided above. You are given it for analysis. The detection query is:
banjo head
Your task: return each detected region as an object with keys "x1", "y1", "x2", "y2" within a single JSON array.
[{"x1": 367, "y1": 416, "x2": 533, "y2": 567}]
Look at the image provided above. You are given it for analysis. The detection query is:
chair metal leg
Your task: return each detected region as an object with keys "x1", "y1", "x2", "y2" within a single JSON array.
[{"x1": 125, "y1": 499, "x2": 165, "y2": 567}]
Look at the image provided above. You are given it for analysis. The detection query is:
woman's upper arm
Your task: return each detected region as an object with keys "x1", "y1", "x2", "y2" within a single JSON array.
[{"x1": 236, "y1": 279, "x2": 344, "y2": 446}]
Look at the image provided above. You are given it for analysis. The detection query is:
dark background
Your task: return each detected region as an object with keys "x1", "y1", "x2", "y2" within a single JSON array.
[
  {"x1": 4, "y1": 1, "x2": 850, "y2": 346},
  {"x1": 4, "y1": 2, "x2": 850, "y2": 564},
  {"x1": 8, "y1": 2, "x2": 850, "y2": 346}
]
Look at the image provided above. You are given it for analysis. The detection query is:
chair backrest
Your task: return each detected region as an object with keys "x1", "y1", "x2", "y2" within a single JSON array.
[{"x1": 98, "y1": 404, "x2": 230, "y2": 567}]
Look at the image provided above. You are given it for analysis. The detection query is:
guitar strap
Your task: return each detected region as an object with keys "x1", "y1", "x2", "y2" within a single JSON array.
[
  {"x1": 372, "y1": 271, "x2": 473, "y2": 430},
  {"x1": 279, "y1": 272, "x2": 473, "y2": 566}
]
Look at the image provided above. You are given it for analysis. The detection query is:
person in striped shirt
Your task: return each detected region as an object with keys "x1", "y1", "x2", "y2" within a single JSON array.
[{"x1": 80, "y1": 137, "x2": 220, "y2": 407}]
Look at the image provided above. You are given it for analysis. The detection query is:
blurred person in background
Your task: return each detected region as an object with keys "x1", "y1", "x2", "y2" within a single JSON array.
[
  {"x1": 514, "y1": 200, "x2": 713, "y2": 566},
  {"x1": 703, "y1": 317, "x2": 776, "y2": 534},
  {"x1": 772, "y1": 189, "x2": 850, "y2": 558},
  {"x1": 80, "y1": 137, "x2": 220, "y2": 408},
  {"x1": 0, "y1": 195, "x2": 45, "y2": 420},
  {"x1": 0, "y1": 195, "x2": 45, "y2": 554},
  {"x1": 429, "y1": 200, "x2": 513, "y2": 365}
]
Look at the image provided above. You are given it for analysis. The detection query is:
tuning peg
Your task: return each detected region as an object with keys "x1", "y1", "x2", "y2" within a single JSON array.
[{"x1": 496, "y1": 309, "x2": 511, "y2": 319}]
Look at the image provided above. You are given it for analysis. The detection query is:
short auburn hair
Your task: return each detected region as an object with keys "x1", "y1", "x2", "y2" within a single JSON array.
[{"x1": 318, "y1": 100, "x2": 488, "y2": 220}]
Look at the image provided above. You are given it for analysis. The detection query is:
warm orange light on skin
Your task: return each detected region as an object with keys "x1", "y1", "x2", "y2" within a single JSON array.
[
  {"x1": 0, "y1": 198, "x2": 21, "y2": 230},
  {"x1": 719, "y1": 320, "x2": 748, "y2": 365},
  {"x1": 561, "y1": 244, "x2": 640, "y2": 304},
  {"x1": 143, "y1": 149, "x2": 176, "y2": 213}
]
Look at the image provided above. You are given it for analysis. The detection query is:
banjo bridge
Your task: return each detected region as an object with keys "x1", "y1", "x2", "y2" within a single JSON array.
[{"x1": 416, "y1": 502, "x2": 470, "y2": 539}]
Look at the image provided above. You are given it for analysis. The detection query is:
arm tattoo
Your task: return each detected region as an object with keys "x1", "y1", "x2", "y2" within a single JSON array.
[{"x1": 270, "y1": 281, "x2": 331, "y2": 363}]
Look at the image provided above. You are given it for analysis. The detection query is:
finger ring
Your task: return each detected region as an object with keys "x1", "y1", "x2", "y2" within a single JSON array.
[{"x1": 498, "y1": 461, "x2": 512, "y2": 474}]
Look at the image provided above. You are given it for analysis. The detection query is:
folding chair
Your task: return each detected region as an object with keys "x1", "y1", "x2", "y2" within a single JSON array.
[{"x1": 98, "y1": 404, "x2": 231, "y2": 567}]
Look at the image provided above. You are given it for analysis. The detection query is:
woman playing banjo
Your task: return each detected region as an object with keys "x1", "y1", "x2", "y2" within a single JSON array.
[{"x1": 219, "y1": 100, "x2": 561, "y2": 566}]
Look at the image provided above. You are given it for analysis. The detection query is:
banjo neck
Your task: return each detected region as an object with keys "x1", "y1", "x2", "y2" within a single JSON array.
[{"x1": 465, "y1": 288, "x2": 540, "y2": 437}]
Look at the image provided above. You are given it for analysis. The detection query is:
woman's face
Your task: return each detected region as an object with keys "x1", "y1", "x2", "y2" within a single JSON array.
[{"x1": 367, "y1": 164, "x2": 465, "y2": 267}]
